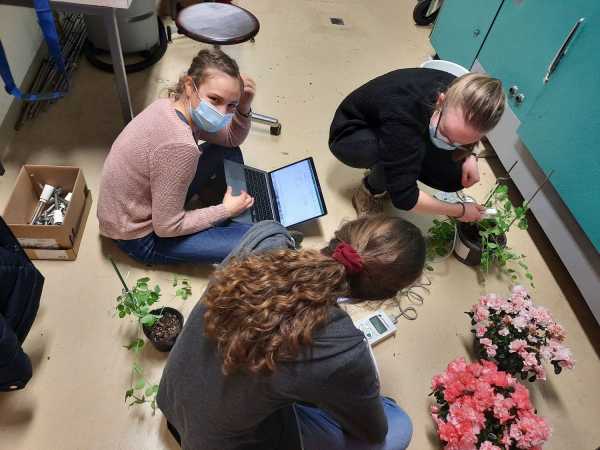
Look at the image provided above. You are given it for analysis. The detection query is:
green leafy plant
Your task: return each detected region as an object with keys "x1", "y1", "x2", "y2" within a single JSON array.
[
  {"x1": 173, "y1": 275, "x2": 192, "y2": 300},
  {"x1": 426, "y1": 218, "x2": 456, "y2": 261},
  {"x1": 110, "y1": 260, "x2": 192, "y2": 415},
  {"x1": 426, "y1": 182, "x2": 534, "y2": 286}
]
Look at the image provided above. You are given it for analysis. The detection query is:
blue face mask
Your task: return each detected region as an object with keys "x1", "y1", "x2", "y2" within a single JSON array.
[
  {"x1": 189, "y1": 85, "x2": 233, "y2": 133},
  {"x1": 429, "y1": 108, "x2": 458, "y2": 151}
]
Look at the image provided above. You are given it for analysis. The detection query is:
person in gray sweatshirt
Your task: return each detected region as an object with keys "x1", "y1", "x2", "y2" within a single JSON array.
[{"x1": 157, "y1": 215, "x2": 426, "y2": 450}]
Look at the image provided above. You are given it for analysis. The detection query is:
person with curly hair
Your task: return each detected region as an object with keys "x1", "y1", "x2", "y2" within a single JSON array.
[{"x1": 157, "y1": 215, "x2": 426, "y2": 450}]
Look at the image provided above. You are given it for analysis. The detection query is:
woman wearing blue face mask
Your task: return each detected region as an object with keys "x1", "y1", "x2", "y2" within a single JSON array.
[
  {"x1": 97, "y1": 49, "x2": 257, "y2": 265},
  {"x1": 329, "y1": 70, "x2": 505, "y2": 222}
]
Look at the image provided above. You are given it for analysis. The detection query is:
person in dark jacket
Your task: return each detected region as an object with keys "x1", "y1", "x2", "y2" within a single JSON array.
[
  {"x1": 0, "y1": 216, "x2": 43, "y2": 391},
  {"x1": 329, "y1": 68, "x2": 505, "y2": 221},
  {"x1": 157, "y1": 215, "x2": 426, "y2": 450}
]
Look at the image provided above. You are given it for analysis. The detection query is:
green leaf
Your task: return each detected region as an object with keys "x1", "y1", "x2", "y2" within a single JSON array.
[
  {"x1": 145, "y1": 384, "x2": 159, "y2": 397},
  {"x1": 487, "y1": 242, "x2": 498, "y2": 249},
  {"x1": 154, "y1": 285, "x2": 161, "y2": 294},
  {"x1": 525, "y1": 272, "x2": 534, "y2": 280},
  {"x1": 135, "y1": 378, "x2": 145, "y2": 390},
  {"x1": 125, "y1": 388, "x2": 134, "y2": 402},
  {"x1": 518, "y1": 217, "x2": 528, "y2": 230},
  {"x1": 127, "y1": 338, "x2": 144, "y2": 354},
  {"x1": 132, "y1": 362, "x2": 143, "y2": 376},
  {"x1": 118, "y1": 311, "x2": 126, "y2": 318},
  {"x1": 137, "y1": 277, "x2": 150, "y2": 284},
  {"x1": 141, "y1": 314, "x2": 157, "y2": 326}
]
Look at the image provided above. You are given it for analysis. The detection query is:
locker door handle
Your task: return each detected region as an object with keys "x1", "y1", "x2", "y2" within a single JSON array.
[{"x1": 544, "y1": 18, "x2": 585, "y2": 84}]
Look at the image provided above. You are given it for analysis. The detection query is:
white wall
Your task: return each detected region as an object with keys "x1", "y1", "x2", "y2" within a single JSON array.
[{"x1": 0, "y1": 5, "x2": 43, "y2": 123}]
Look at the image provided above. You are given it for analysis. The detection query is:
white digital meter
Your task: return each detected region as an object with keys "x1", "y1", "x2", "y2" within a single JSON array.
[{"x1": 354, "y1": 310, "x2": 397, "y2": 346}]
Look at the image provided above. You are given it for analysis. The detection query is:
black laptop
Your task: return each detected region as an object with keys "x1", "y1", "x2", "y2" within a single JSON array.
[{"x1": 223, "y1": 157, "x2": 327, "y2": 227}]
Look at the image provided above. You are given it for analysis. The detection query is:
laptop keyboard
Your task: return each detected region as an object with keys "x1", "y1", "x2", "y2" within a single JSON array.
[{"x1": 244, "y1": 168, "x2": 274, "y2": 221}]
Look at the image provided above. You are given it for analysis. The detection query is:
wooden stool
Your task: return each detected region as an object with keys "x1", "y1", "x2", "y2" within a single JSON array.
[{"x1": 175, "y1": 2, "x2": 282, "y2": 135}]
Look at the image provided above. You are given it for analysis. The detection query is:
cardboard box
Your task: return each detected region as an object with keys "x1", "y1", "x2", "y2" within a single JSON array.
[
  {"x1": 23, "y1": 191, "x2": 93, "y2": 261},
  {"x1": 2, "y1": 165, "x2": 92, "y2": 260}
]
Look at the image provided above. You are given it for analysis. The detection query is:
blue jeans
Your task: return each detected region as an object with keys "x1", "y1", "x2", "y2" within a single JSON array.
[
  {"x1": 295, "y1": 397, "x2": 413, "y2": 450},
  {"x1": 115, "y1": 143, "x2": 251, "y2": 265}
]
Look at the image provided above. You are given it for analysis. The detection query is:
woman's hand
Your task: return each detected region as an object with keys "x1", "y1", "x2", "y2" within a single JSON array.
[
  {"x1": 457, "y1": 202, "x2": 486, "y2": 222},
  {"x1": 223, "y1": 186, "x2": 254, "y2": 217},
  {"x1": 461, "y1": 155, "x2": 480, "y2": 188},
  {"x1": 238, "y1": 74, "x2": 256, "y2": 115}
]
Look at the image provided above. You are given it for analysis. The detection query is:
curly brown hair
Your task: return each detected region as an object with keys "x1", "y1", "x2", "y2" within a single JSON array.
[{"x1": 203, "y1": 216, "x2": 425, "y2": 375}]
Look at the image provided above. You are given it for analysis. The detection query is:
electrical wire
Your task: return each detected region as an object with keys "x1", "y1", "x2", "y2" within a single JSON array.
[{"x1": 390, "y1": 275, "x2": 432, "y2": 323}]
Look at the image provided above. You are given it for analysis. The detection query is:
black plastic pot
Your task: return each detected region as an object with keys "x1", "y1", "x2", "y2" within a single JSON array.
[
  {"x1": 454, "y1": 222, "x2": 507, "y2": 267},
  {"x1": 142, "y1": 307, "x2": 184, "y2": 352}
]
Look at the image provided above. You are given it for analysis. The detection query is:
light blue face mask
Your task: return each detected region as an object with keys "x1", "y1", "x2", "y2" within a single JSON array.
[
  {"x1": 189, "y1": 85, "x2": 233, "y2": 133},
  {"x1": 429, "y1": 108, "x2": 458, "y2": 151}
]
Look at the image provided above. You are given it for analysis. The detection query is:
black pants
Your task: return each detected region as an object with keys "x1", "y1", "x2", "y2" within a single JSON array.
[
  {"x1": 186, "y1": 142, "x2": 244, "y2": 206},
  {"x1": 329, "y1": 127, "x2": 387, "y2": 194},
  {"x1": 330, "y1": 127, "x2": 464, "y2": 195}
]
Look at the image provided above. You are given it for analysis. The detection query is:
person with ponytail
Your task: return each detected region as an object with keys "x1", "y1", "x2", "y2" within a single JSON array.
[
  {"x1": 98, "y1": 48, "x2": 256, "y2": 265},
  {"x1": 329, "y1": 69, "x2": 505, "y2": 221},
  {"x1": 157, "y1": 215, "x2": 426, "y2": 450}
]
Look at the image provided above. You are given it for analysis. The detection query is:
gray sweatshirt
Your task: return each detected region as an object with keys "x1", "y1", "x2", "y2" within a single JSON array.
[{"x1": 157, "y1": 221, "x2": 386, "y2": 450}]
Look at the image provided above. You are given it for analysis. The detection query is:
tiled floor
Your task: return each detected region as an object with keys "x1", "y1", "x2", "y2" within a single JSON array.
[{"x1": 0, "y1": 1, "x2": 599, "y2": 449}]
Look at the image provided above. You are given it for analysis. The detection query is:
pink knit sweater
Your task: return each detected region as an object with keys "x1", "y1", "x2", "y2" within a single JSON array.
[{"x1": 97, "y1": 98, "x2": 251, "y2": 240}]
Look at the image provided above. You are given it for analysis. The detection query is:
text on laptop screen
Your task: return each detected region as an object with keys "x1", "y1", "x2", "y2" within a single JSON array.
[{"x1": 270, "y1": 160, "x2": 324, "y2": 227}]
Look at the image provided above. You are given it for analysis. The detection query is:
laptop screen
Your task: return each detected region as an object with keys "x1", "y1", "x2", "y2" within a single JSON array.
[{"x1": 270, "y1": 159, "x2": 325, "y2": 227}]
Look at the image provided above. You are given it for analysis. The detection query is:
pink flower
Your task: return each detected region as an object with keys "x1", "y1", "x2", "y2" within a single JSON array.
[
  {"x1": 448, "y1": 357, "x2": 468, "y2": 374},
  {"x1": 512, "y1": 315, "x2": 528, "y2": 330},
  {"x1": 531, "y1": 306, "x2": 553, "y2": 325},
  {"x1": 500, "y1": 432, "x2": 513, "y2": 447},
  {"x1": 473, "y1": 381, "x2": 495, "y2": 412},
  {"x1": 480, "y1": 338, "x2": 493, "y2": 348},
  {"x1": 552, "y1": 345, "x2": 575, "y2": 368},
  {"x1": 498, "y1": 327, "x2": 510, "y2": 336},
  {"x1": 476, "y1": 325, "x2": 488, "y2": 338},
  {"x1": 511, "y1": 383, "x2": 532, "y2": 411},
  {"x1": 534, "y1": 365, "x2": 547, "y2": 381},
  {"x1": 480, "y1": 442, "x2": 502, "y2": 450},
  {"x1": 509, "y1": 339, "x2": 528, "y2": 353},
  {"x1": 509, "y1": 423, "x2": 523, "y2": 442},
  {"x1": 489, "y1": 371, "x2": 512, "y2": 389},
  {"x1": 479, "y1": 338, "x2": 498, "y2": 358},
  {"x1": 493, "y1": 393, "x2": 515, "y2": 424},
  {"x1": 539, "y1": 345, "x2": 553, "y2": 362},
  {"x1": 520, "y1": 351, "x2": 538, "y2": 370},
  {"x1": 474, "y1": 305, "x2": 490, "y2": 322},
  {"x1": 514, "y1": 410, "x2": 552, "y2": 447},
  {"x1": 547, "y1": 323, "x2": 566, "y2": 341},
  {"x1": 512, "y1": 285, "x2": 528, "y2": 298}
]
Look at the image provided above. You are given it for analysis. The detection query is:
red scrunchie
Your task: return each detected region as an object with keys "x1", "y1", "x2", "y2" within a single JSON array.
[{"x1": 332, "y1": 242, "x2": 364, "y2": 275}]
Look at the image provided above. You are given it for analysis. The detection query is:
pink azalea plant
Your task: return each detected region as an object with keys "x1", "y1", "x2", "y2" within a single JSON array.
[
  {"x1": 431, "y1": 357, "x2": 551, "y2": 450},
  {"x1": 468, "y1": 286, "x2": 574, "y2": 382}
]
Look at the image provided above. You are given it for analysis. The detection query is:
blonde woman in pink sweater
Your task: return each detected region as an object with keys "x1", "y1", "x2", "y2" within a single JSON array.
[{"x1": 98, "y1": 49, "x2": 256, "y2": 264}]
